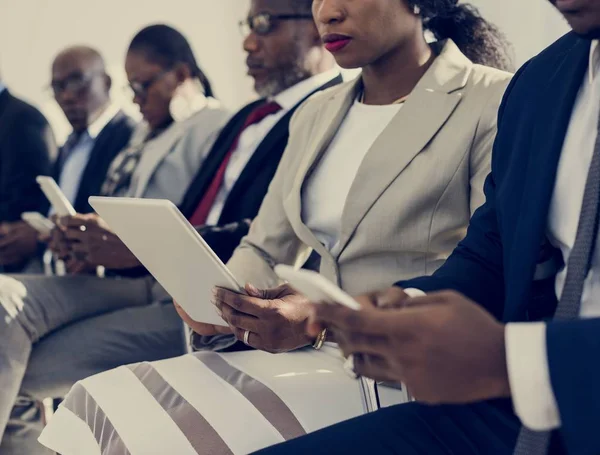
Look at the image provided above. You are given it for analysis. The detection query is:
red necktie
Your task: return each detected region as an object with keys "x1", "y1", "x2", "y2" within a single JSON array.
[{"x1": 189, "y1": 101, "x2": 282, "y2": 226}]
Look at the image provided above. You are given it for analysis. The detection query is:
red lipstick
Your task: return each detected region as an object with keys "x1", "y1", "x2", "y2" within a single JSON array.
[{"x1": 323, "y1": 34, "x2": 352, "y2": 53}]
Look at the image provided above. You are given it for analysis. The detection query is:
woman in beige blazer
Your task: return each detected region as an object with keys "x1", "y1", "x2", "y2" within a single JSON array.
[{"x1": 183, "y1": 1, "x2": 513, "y2": 354}]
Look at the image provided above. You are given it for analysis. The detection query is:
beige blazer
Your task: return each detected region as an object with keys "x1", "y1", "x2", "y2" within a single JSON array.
[
  {"x1": 123, "y1": 100, "x2": 231, "y2": 204},
  {"x1": 227, "y1": 40, "x2": 512, "y2": 296}
]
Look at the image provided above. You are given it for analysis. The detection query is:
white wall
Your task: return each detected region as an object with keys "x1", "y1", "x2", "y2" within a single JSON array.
[
  {"x1": 0, "y1": 0, "x2": 253, "y2": 143},
  {"x1": 0, "y1": 0, "x2": 568, "y2": 143}
]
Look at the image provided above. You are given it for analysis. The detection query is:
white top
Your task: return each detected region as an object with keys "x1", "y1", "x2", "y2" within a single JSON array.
[
  {"x1": 505, "y1": 40, "x2": 600, "y2": 431},
  {"x1": 302, "y1": 99, "x2": 403, "y2": 254},
  {"x1": 204, "y1": 70, "x2": 340, "y2": 225}
]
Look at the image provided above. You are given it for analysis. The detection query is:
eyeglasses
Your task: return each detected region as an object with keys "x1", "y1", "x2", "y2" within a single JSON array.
[
  {"x1": 238, "y1": 12, "x2": 313, "y2": 37},
  {"x1": 127, "y1": 68, "x2": 172, "y2": 99},
  {"x1": 51, "y1": 71, "x2": 98, "y2": 96}
]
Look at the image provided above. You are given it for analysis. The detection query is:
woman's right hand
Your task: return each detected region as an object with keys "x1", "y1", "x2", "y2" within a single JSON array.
[{"x1": 174, "y1": 301, "x2": 233, "y2": 336}]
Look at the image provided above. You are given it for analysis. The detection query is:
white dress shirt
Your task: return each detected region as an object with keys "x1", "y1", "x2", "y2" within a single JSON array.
[
  {"x1": 204, "y1": 70, "x2": 340, "y2": 225},
  {"x1": 55, "y1": 102, "x2": 121, "y2": 208},
  {"x1": 505, "y1": 40, "x2": 600, "y2": 431},
  {"x1": 0, "y1": 82, "x2": 6, "y2": 96},
  {"x1": 302, "y1": 99, "x2": 403, "y2": 254}
]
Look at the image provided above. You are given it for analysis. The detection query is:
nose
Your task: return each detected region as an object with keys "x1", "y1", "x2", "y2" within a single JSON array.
[
  {"x1": 55, "y1": 89, "x2": 77, "y2": 106},
  {"x1": 243, "y1": 30, "x2": 260, "y2": 54},
  {"x1": 314, "y1": 0, "x2": 345, "y2": 26},
  {"x1": 132, "y1": 92, "x2": 144, "y2": 107}
]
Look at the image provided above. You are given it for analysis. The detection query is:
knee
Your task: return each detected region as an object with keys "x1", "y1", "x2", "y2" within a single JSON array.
[{"x1": 0, "y1": 275, "x2": 28, "y2": 324}]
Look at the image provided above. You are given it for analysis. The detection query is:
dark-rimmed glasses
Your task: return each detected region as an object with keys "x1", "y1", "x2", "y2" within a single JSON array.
[
  {"x1": 50, "y1": 71, "x2": 101, "y2": 96},
  {"x1": 239, "y1": 12, "x2": 313, "y2": 37},
  {"x1": 127, "y1": 68, "x2": 172, "y2": 99}
]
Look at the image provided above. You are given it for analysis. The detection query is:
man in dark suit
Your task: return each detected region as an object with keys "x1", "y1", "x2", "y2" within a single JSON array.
[
  {"x1": 254, "y1": 1, "x2": 600, "y2": 455},
  {"x1": 0, "y1": 78, "x2": 56, "y2": 272},
  {"x1": 180, "y1": 0, "x2": 341, "y2": 261},
  {"x1": 49, "y1": 46, "x2": 136, "y2": 215}
]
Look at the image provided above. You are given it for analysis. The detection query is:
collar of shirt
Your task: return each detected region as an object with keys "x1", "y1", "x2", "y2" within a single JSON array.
[
  {"x1": 272, "y1": 69, "x2": 340, "y2": 111},
  {"x1": 588, "y1": 40, "x2": 599, "y2": 84},
  {"x1": 0, "y1": 82, "x2": 5, "y2": 96},
  {"x1": 86, "y1": 102, "x2": 121, "y2": 139}
]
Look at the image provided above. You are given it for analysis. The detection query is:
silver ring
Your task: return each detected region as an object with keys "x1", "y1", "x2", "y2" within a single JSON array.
[{"x1": 243, "y1": 330, "x2": 251, "y2": 346}]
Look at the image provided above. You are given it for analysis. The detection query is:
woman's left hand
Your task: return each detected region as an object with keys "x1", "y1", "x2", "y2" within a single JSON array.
[
  {"x1": 213, "y1": 283, "x2": 314, "y2": 353},
  {"x1": 61, "y1": 214, "x2": 142, "y2": 270}
]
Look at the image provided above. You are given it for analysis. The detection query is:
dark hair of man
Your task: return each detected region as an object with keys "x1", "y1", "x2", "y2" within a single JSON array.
[
  {"x1": 408, "y1": 0, "x2": 514, "y2": 71},
  {"x1": 128, "y1": 24, "x2": 216, "y2": 98}
]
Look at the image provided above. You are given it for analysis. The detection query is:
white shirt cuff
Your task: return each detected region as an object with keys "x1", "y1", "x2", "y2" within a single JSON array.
[
  {"x1": 505, "y1": 322, "x2": 561, "y2": 431},
  {"x1": 403, "y1": 288, "x2": 426, "y2": 298}
]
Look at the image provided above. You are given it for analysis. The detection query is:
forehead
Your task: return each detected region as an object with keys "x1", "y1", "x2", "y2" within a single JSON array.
[
  {"x1": 249, "y1": 0, "x2": 297, "y2": 15},
  {"x1": 52, "y1": 53, "x2": 97, "y2": 80},
  {"x1": 125, "y1": 51, "x2": 165, "y2": 82}
]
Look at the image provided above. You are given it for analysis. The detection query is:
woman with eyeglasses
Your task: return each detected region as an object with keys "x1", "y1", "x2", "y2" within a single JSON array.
[
  {"x1": 39, "y1": 0, "x2": 516, "y2": 453},
  {"x1": 47, "y1": 24, "x2": 231, "y2": 274}
]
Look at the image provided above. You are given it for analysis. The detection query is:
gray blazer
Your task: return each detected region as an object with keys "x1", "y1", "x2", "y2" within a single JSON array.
[
  {"x1": 226, "y1": 40, "x2": 512, "y2": 297},
  {"x1": 122, "y1": 100, "x2": 231, "y2": 205}
]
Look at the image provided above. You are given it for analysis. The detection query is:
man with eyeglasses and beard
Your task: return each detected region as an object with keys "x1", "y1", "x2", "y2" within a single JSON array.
[{"x1": 175, "y1": 0, "x2": 342, "y2": 350}]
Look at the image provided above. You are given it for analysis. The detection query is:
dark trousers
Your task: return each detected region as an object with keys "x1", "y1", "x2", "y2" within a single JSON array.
[{"x1": 255, "y1": 399, "x2": 523, "y2": 455}]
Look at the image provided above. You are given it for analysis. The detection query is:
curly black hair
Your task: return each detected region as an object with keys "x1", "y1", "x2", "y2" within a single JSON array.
[
  {"x1": 128, "y1": 24, "x2": 215, "y2": 98},
  {"x1": 407, "y1": 0, "x2": 514, "y2": 71}
]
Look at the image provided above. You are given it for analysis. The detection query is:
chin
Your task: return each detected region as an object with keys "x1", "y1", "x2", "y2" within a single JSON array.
[
  {"x1": 571, "y1": 24, "x2": 600, "y2": 39},
  {"x1": 561, "y1": 9, "x2": 600, "y2": 37},
  {"x1": 332, "y1": 55, "x2": 363, "y2": 71}
]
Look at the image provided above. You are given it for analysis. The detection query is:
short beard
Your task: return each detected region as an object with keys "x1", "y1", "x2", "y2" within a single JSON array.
[{"x1": 255, "y1": 66, "x2": 312, "y2": 98}]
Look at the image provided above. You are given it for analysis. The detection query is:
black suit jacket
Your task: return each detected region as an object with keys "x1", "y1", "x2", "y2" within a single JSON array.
[
  {"x1": 49, "y1": 110, "x2": 136, "y2": 214},
  {"x1": 180, "y1": 75, "x2": 343, "y2": 262},
  {"x1": 400, "y1": 33, "x2": 595, "y2": 454},
  {"x1": 0, "y1": 89, "x2": 56, "y2": 222}
]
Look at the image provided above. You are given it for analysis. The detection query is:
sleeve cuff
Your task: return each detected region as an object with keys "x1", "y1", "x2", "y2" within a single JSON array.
[{"x1": 505, "y1": 322, "x2": 561, "y2": 431}]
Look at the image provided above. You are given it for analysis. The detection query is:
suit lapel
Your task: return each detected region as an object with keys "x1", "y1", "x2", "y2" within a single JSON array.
[
  {"x1": 508, "y1": 37, "x2": 591, "y2": 319},
  {"x1": 179, "y1": 101, "x2": 262, "y2": 217},
  {"x1": 222, "y1": 76, "x2": 344, "y2": 221},
  {"x1": 129, "y1": 120, "x2": 187, "y2": 198},
  {"x1": 331, "y1": 41, "x2": 470, "y2": 256},
  {"x1": 283, "y1": 79, "x2": 359, "y2": 254},
  {"x1": 73, "y1": 113, "x2": 122, "y2": 209}
]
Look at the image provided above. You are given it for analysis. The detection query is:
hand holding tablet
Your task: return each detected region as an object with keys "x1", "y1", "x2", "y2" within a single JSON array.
[{"x1": 274, "y1": 265, "x2": 361, "y2": 310}]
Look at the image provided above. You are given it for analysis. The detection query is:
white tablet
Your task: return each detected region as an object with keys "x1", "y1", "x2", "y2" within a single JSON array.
[
  {"x1": 274, "y1": 265, "x2": 361, "y2": 310},
  {"x1": 89, "y1": 197, "x2": 242, "y2": 326},
  {"x1": 36, "y1": 176, "x2": 76, "y2": 217},
  {"x1": 22, "y1": 212, "x2": 55, "y2": 236}
]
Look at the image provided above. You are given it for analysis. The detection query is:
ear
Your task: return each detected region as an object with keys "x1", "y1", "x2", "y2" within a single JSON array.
[
  {"x1": 173, "y1": 62, "x2": 192, "y2": 84},
  {"x1": 104, "y1": 74, "x2": 112, "y2": 91}
]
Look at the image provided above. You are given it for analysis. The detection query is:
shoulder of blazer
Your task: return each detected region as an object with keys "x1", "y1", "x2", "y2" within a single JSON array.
[
  {"x1": 236, "y1": 74, "x2": 345, "y2": 161},
  {"x1": 0, "y1": 90, "x2": 50, "y2": 129},
  {"x1": 178, "y1": 100, "x2": 263, "y2": 216},
  {"x1": 212, "y1": 100, "x2": 265, "y2": 145}
]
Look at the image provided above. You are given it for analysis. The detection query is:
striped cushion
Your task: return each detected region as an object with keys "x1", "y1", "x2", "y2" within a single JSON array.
[{"x1": 39, "y1": 346, "x2": 378, "y2": 455}]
